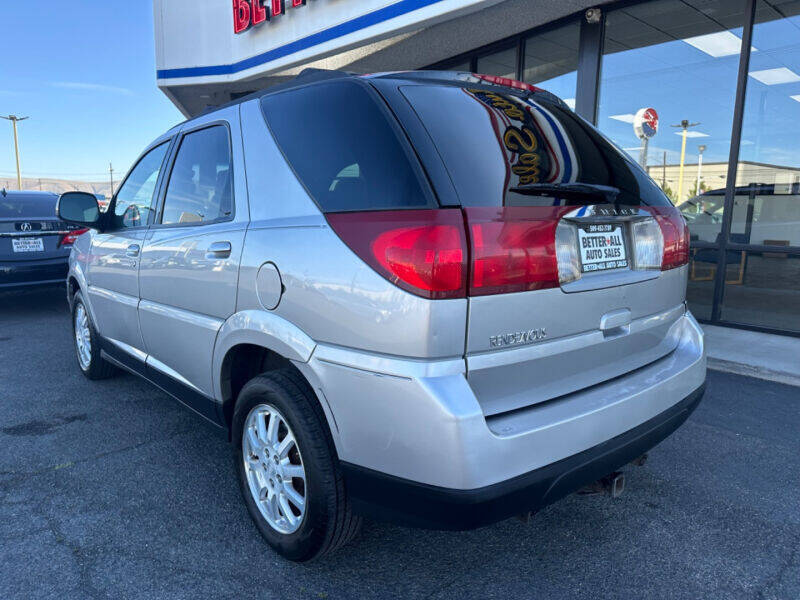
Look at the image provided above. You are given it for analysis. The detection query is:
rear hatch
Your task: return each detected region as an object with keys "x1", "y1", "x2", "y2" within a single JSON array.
[
  {"x1": 0, "y1": 192, "x2": 80, "y2": 261},
  {"x1": 374, "y1": 75, "x2": 690, "y2": 416},
  {"x1": 260, "y1": 73, "x2": 690, "y2": 418}
]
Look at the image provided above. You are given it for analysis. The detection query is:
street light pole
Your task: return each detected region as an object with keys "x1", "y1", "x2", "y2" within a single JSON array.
[
  {"x1": 1, "y1": 115, "x2": 29, "y2": 190},
  {"x1": 696, "y1": 144, "x2": 707, "y2": 196},
  {"x1": 671, "y1": 119, "x2": 700, "y2": 203}
]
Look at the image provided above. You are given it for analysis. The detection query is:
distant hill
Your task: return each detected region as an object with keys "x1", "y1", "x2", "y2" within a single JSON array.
[{"x1": 0, "y1": 177, "x2": 112, "y2": 198}]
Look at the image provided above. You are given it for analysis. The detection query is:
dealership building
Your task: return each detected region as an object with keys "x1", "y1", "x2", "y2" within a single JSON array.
[{"x1": 154, "y1": 0, "x2": 800, "y2": 336}]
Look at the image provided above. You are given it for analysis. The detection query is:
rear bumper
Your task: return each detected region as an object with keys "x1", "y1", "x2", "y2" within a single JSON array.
[
  {"x1": 302, "y1": 311, "x2": 706, "y2": 527},
  {"x1": 341, "y1": 383, "x2": 704, "y2": 530},
  {"x1": 0, "y1": 257, "x2": 68, "y2": 288}
]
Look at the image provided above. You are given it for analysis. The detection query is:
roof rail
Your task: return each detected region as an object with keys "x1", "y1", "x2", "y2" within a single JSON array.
[{"x1": 198, "y1": 68, "x2": 353, "y2": 117}]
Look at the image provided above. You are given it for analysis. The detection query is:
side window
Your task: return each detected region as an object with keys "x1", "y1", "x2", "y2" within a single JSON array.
[
  {"x1": 160, "y1": 126, "x2": 233, "y2": 225},
  {"x1": 112, "y1": 142, "x2": 169, "y2": 229},
  {"x1": 261, "y1": 80, "x2": 434, "y2": 212}
]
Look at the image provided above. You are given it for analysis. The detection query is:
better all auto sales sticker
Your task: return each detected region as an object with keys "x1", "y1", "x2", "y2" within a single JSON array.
[{"x1": 578, "y1": 224, "x2": 628, "y2": 273}]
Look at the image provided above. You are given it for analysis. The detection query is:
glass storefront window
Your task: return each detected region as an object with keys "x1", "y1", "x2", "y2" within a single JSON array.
[
  {"x1": 523, "y1": 22, "x2": 579, "y2": 109},
  {"x1": 598, "y1": 0, "x2": 747, "y2": 245},
  {"x1": 720, "y1": 251, "x2": 800, "y2": 331},
  {"x1": 686, "y1": 251, "x2": 716, "y2": 320},
  {"x1": 475, "y1": 46, "x2": 517, "y2": 80},
  {"x1": 730, "y1": 1, "x2": 800, "y2": 248}
]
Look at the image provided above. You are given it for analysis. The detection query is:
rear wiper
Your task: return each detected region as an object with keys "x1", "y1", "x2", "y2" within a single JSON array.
[{"x1": 509, "y1": 183, "x2": 620, "y2": 202}]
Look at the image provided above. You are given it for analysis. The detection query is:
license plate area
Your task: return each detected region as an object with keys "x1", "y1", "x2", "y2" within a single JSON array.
[
  {"x1": 12, "y1": 237, "x2": 45, "y2": 253},
  {"x1": 578, "y1": 224, "x2": 628, "y2": 273}
]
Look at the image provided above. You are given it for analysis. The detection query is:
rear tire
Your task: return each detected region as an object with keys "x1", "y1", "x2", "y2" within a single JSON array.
[
  {"x1": 233, "y1": 369, "x2": 361, "y2": 561},
  {"x1": 72, "y1": 291, "x2": 117, "y2": 380}
]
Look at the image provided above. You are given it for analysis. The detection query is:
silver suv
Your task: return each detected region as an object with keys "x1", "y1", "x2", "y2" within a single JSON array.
[{"x1": 58, "y1": 70, "x2": 706, "y2": 561}]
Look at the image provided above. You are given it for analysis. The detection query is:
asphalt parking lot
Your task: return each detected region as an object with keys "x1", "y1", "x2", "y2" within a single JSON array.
[{"x1": 1, "y1": 287, "x2": 798, "y2": 600}]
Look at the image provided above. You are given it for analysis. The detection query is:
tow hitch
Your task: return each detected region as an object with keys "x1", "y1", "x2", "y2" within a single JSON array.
[
  {"x1": 578, "y1": 471, "x2": 626, "y2": 498},
  {"x1": 518, "y1": 454, "x2": 650, "y2": 521}
]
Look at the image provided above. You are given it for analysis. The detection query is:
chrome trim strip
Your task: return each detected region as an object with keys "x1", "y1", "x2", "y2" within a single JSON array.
[
  {"x1": 138, "y1": 299, "x2": 223, "y2": 331},
  {"x1": 312, "y1": 344, "x2": 465, "y2": 379},
  {"x1": 562, "y1": 205, "x2": 651, "y2": 222},
  {"x1": 104, "y1": 336, "x2": 148, "y2": 363},
  {"x1": 87, "y1": 285, "x2": 139, "y2": 308},
  {"x1": 146, "y1": 354, "x2": 206, "y2": 396},
  {"x1": 0, "y1": 231, "x2": 73, "y2": 238}
]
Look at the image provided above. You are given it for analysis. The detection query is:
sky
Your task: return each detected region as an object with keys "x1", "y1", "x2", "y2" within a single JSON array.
[{"x1": 0, "y1": 1, "x2": 183, "y2": 183}]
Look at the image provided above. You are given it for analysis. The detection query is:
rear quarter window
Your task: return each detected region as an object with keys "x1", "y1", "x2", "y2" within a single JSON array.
[
  {"x1": 261, "y1": 80, "x2": 435, "y2": 212},
  {"x1": 398, "y1": 84, "x2": 673, "y2": 208}
]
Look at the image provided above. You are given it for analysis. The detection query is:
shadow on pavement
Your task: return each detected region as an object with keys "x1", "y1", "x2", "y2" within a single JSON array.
[{"x1": 0, "y1": 285, "x2": 69, "y2": 319}]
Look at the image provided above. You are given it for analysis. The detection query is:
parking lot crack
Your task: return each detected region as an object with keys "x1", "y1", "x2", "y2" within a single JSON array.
[
  {"x1": 757, "y1": 533, "x2": 800, "y2": 599},
  {"x1": 0, "y1": 429, "x2": 195, "y2": 481},
  {"x1": 33, "y1": 499, "x2": 109, "y2": 600}
]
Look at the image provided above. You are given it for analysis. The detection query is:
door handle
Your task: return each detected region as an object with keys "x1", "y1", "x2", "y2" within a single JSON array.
[
  {"x1": 206, "y1": 241, "x2": 232, "y2": 259},
  {"x1": 126, "y1": 244, "x2": 140, "y2": 257}
]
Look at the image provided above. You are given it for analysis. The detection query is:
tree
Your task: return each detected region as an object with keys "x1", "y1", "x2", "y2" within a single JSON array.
[
  {"x1": 660, "y1": 182, "x2": 678, "y2": 203},
  {"x1": 686, "y1": 180, "x2": 710, "y2": 199}
]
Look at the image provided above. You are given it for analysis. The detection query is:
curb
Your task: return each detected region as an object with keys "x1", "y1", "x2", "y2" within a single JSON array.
[{"x1": 708, "y1": 357, "x2": 800, "y2": 388}]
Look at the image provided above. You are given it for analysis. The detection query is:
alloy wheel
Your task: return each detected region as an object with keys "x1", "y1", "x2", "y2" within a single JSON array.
[
  {"x1": 74, "y1": 302, "x2": 92, "y2": 370},
  {"x1": 242, "y1": 403, "x2": 307, "y2": 534}
]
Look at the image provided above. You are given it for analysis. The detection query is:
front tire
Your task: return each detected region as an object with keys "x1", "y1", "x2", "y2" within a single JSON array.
[
  {"x1": 71, "y1": 291, "x2": 117, "y2": 380},
  {"x1": 233, "y1": 369, "x2": 361, "y2": 561}
]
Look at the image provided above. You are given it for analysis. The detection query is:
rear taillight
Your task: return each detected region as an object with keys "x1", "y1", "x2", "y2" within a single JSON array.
[
  {"x1": 325, "y1": 210, "x2": 467, "y2": 299},
  {"x1": 464, "y1": 207, "x2": 573, "y2": 296},
  {"x1": 651, "y1": 207, "x2": 690, "y2": 270},
  {"x1": 327, "y1": 205, "x2": 689, "y2": 300},
  {"x1": 58, "y1": 228, "x2": 88, "y2": 247}
]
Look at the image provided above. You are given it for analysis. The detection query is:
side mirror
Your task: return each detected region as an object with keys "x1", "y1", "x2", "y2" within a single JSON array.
[{"x1": 57, "y1": 191, "x2": 102, "y2": 229}]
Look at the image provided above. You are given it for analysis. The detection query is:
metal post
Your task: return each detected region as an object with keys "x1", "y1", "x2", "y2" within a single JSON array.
[
  {"x1": 696, "y1": 144, "x2": 706, "y2": 196},
  {"x1": 678, "y1": 126, "x2": 688, "y2": 201},
  {"x1": 671, "y1": 119, "x2": 700, "y2": 202},
  {"x1": 575, "y1": 8, "x2": 604, "y2": 125},
  {"x1": 710, "y1": 0, "x2": 756, "y2": 322},
  {"x1": 109, "y1": 162, "x2": 115, "y2": 196},
  {"x1": 2, "y1": 115, "x2": 29, "y2": 190},
  {"x1": 639, "y1": 137, "x2": 649, "y2": 169},
  {"x1": 11, "y1": 120, "x2": 21, "y2": 189}
]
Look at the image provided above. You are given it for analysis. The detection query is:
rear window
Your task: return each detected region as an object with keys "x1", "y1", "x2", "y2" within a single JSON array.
[
  {"x1": 261, "y1": 80, "x2": 435, "y2": 212},
  {"x1": 399, "y1": 85, "x2": 672, "y2": 208}
]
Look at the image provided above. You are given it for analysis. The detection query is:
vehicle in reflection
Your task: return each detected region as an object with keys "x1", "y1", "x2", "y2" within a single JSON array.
[{"x1": 679, "y1": 183, "x2": 800, "y2": 247}]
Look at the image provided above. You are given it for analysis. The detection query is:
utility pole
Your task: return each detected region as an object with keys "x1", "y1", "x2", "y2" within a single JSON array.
[
  {"x1": 109, "y1": 162, "x2": 114, "y2": 196},
  {"x1": 1, "y1": 115, "x2": 29, "y2": 190},
  {"x1": 662, "y1": 151, "x2": 667, "y2": 189},
  {"x1": 670, "y1": 119, "x2": 700, "y2": 203}
]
